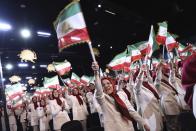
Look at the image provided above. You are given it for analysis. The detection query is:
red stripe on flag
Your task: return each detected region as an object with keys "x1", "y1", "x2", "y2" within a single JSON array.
[
  {"x1": 57, "y1": 67, "x2": 71, "y2": 76},
  {"x1": 58, "y1": 28, "x2": 89, "y2": 50},
  {"x1": 156, "y1": 35, "x2": 166, "y2": 45}
]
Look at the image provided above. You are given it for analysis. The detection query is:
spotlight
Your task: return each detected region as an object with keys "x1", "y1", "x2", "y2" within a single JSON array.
[
  {"x1": 20, "y1": 28, "x2": 31, "y2": 38},
  {"x1": 0, "y1": 22, "x2": 12, "y2": 31},
  {"x1": 5, "y1": 63, "x2": 13, "y2": 70}
]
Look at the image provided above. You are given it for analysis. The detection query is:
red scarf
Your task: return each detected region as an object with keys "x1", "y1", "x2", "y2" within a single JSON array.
[
  {"x1": 122, "y1": 88, "x2": 131, "y2": 101},
  {"x1": 142, "y1": 81, "x2": 160, "y2": 100},
  {"x1": 110, "y1": 93, "x2": 133, "y2": 121},
  {"x1": 54, "y1": 97, "x2": 62, "y2": 106},
  {"x1": 182, "y1": 53, "x2": 196, "y2": 108},
  {"x1": 73, "y1": 94, "x2": 83, "y2": 105}
]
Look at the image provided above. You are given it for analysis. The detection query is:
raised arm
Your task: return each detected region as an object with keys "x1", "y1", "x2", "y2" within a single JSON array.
[
  {"x1": 92, "y1": 62, "x2": 105, "y2": 105},
  {"x1": 134, "y1": 69, "x2": 144, "y2": 95}
]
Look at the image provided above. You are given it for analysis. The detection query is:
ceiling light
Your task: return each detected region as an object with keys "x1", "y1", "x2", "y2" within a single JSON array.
[
  {"x1": 5, "y1": 63, "x2": 13, "y2": 70},
  {"x1": 18, "y1": 63, "x2": 28, "y2": 67},
  {"x1": 0, "y1": 22, "x2": 12, "y2": 31},
  {"x1": 37, "y1": 31, "x2": 51, "y2": 37},
  {"x1": 25, "y1": 76, "x2": 32, "y2": 79},
  {"x1": 32, "y1": 65, "x2": 35, "y2": 69},
  {"x1": 40, "y1": 65, "x2": 47, "y2": 68},
  {"x1": 110, "y1": 46, "x2": 113, "y2": 49},
  {"x1": 98, "y1": 44, "x2": 101, "y2": 47},
  {"x1": 105, "y1": 10, "x2": 116, "y2": 15},
  {"x1": 20, "y1": 28, "x2": 31, "y2": 38}
]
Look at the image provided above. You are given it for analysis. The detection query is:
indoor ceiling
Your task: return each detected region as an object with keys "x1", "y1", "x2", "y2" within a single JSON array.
[{"x1": 0, "y1": 0, "x2": 196, "y2": 86}]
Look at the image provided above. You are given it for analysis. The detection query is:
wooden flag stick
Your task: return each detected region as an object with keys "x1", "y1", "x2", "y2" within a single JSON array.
[{"x1": 88, "y1": 41, "x2": 96, "y2": 62}]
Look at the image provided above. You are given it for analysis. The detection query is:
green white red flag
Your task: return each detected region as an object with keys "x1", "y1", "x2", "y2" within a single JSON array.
[
  {"x1": 147, "y1": 25, "x2": 159, "y2": 57},
  {"x1": 71, "y1": 72, "x2": 81, "y2": 85},
  {"x1": 127, "y1": 45, "x2": 142, "y2": 62},
  {"x1": 133, "y1": 41, "x2": 148, "y2": 56},
  {"x1": 53, "y1": 60, "x2": 71, "y2": 76},
  {"x1": 5, "y1": 83, "x2": 24, "y2": 100},
  {"x1": 54, "y1": 0, "x2": 90, "y2": 51},
  {"x1": 108, "y1": 50, "x2": 131, "y2": 71},
  {"x1": 165, "y1": 32, "x2": 178, "y2": 52},
  {"x1": 80, "y1": 75, "x2": 91, "y2": 85},
  {"x1": 156, "y1": 21, "x2": 167, "y2": 45},
  {"x1": 43, "y1": 76, "x2": 61, "y2": 89}
]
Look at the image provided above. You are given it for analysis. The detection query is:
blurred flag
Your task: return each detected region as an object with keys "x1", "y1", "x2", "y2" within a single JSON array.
[
  {"x1": 54, "y1": 0, "x2": 90, "y2": 51},
  {"x1": 156, "y1": 21, "x2": 167, "y2": 45},
  {"x1": 43, "y1": 76, "x2": 61, "y2": 89},
  {"x1": 53, "y1": 60, "x2": 71, "y2": 76}
]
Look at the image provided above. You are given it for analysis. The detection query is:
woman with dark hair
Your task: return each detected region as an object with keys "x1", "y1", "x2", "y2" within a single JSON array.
[
  {"x1": 37, "y1": 99, "x2": 50, "y2": 131},
  {"x1": 7, "y1": 104, "x2": 17, "y2": 131},
  {"x1": 65, "y1": 87, "x2": 89, "y2": 131},
  {"x1": 20, "y1": 102, "x2": 28, "y2": 131},
  {"x1": 92, "y1": 62, "x2": 150, "y2": 131},
  {"x1": 28, "y1": 96, "x2": 39, "y2": 131},
  {"x1": 50, "y1": 89, "x2": 70, "y2": 131}
]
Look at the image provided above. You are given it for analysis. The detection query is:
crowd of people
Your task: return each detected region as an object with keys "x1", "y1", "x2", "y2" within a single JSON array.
[{"x1": 0, "y1": 53, "x2": 196, "y2": 131}]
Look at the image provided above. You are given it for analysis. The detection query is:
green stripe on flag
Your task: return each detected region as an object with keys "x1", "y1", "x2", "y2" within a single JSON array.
[{"x1": 54, "y1": 0, "x2": 81, "y2": 28}]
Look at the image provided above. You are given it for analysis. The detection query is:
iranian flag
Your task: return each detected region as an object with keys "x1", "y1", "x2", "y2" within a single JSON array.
[
  {"x1": 71, "y1": 73, "x2": 81, "y2": 85},
  {"x1": 165, "y1": 33, "x2": 178, "y2": 52},
  {"x1": 147, "y1": 25, "x2": 159, "y2": 57},
  {"x1": 152, "y1": 58, "x2": 160, "y2": 67},
  {"x1": 53, "y1": 60, "x2": 72, "y2": 76},
  {"x1": 133, "y1": 41, "x2": 149, "y2": 56},
  {"x1": 5, "y1": 83, "x2": 24, "y2": 100},
  {"x1": 108, "y1": 50, "x2": 131, "y2": 71},
  {"x1": 54, "y1": 0, "x2": 90, "y2": 51},
  {"x1": 80, "y1": 75, "x2": 91, "y2": 85},
  {"x1": 127, "y1": 45, "x2": 142, "y2": 62},
  {"x1": 156, "y1": 21, "x2": 167, "y2": 45},
  {"x1": 124, "y1": 73, "x2": 130, "y2": 81},
  {"x1": 43, "y1": 76, "x2": 61, "y2": 89}
]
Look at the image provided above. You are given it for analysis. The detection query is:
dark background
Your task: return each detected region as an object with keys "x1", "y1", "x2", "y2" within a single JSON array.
[{"x1": 0, "y1": 0, "x2": 195, "y2": 90}]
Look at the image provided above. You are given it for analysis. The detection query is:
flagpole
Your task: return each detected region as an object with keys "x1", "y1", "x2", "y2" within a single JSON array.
[
  {"x1": 88, "y1": 41, "x2": 96, "y2": 62},
  {"x1": 162, "y1": 45, "x2": 165, "y2": 59}
]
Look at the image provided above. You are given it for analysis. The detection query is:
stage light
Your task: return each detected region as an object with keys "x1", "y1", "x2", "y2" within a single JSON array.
[
  {"x1": 98, "y1": 44, "x2": 101, "y2": 47},
  {"x1": 98, "y1": 4, "x2": 102, "y2": 8},
  {"x1": 5, "y1": 63, "x2": 13, "y2": 70},
  {"x1": 110, "y1": 46, "x2": 113, "y2": 49},
  {"x1": 32, "y1": 65, "x2": 35, "y2": 69},
  {"x1": 0, "y1": 22, "x2": 12, "y2": 31},
  {"x1": 20, "y1": 28, "x2": 31, "y2": 38},
  {"x1": 18, "y1": 63, "x2": 28, "y2": 67},
  {"x1": 37, "y1": 31, "x2": 51, "y2": 37}
]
